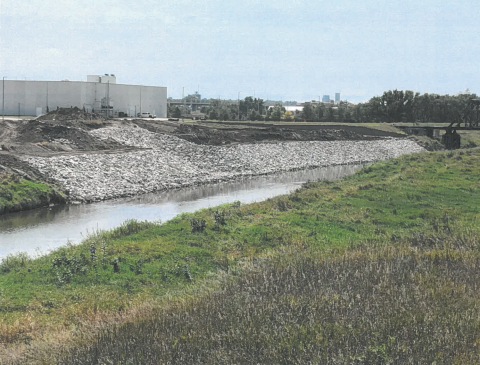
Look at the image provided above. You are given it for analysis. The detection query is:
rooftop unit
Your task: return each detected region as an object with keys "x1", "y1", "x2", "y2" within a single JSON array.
[{"x1": 87, "y1": 74, "x2": 117, "y2": 84}]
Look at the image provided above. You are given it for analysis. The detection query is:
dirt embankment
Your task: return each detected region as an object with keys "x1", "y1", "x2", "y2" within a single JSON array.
[
  {"x1": 36, "y1": 106, "x2": 105, "y2": 122},
  {"x1": 148, "y1": 122, "x2": 372, "y2": 146},
  {"x1": 0, "y1": 155, "x2": 67, "y2": 215},
  {"x1": 202, "y1": 121, "x2": 407, "y2": 138},
  {"x1": 0, "y1": 154, "x2": 51, "y2": 181},
  {"x1": 26, "y1": 125, "x2": 425, "y2": 203},
  {"x1": 1, "y1": 108, "x2": 379, "y2": 156},
  {"x1": 0, "y1": 108, "x2": 416, "y2": 213},
  {"x1": 1, "y1": 108, "x2": 127, "y2": 155},
  {"x1": 14, "y1": 120, "x2": 123, "y2": 152}
]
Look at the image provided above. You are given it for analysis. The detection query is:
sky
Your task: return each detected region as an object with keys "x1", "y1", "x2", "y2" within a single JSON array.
[{"x1": 1, "y1": 0, "x2": 479, "y2": 103}]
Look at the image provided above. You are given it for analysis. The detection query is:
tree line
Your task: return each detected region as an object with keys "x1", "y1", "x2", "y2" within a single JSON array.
[{"x1": 168, "y1": 90, "x2": 478, "y2": 124}]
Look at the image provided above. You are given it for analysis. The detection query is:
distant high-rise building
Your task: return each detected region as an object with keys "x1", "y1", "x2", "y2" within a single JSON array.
[
  {"x1": 335, "y1": 93, "x2": 340, "y2": 103},
  {"x1": 322, "y1": 95, "x2": 330, "y2": 103}
]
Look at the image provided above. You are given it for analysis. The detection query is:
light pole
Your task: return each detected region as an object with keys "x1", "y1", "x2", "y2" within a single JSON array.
[
  {"x1": 182, "y1": 87, "x2": 186, "y2": 122},
  {"x1": 2, "y1": 77, "x2": 6, "y2": 122},
  {"x1": 139, "y1": 85, "x2": 142, "y2": 116},
  {"x1": 238, "y1": 91, "x2": 242, "y2": 120}
]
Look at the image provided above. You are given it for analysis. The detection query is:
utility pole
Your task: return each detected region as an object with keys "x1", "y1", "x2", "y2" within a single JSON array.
[
  {"x1": 107, "y1": 81, "x2": 110, "y2": 118},
  {"x1": 265, "y1": 95, "x2": 268, "y2": 119},
  {"x1": 238, "y1": 91, "x2": 242, "y2": 121},
  {"x1": 2, "y1": 77, "x2": 5, "y2": 122}
]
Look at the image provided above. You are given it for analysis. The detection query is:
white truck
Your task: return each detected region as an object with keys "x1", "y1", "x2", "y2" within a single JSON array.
[{"x1": 137, "y1": 112, "x2": 156, "y2": 118}]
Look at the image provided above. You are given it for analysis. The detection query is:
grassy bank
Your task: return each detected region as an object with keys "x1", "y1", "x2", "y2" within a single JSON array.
[
  {"x1": 0, "y1": 173, "x2": 66, "y2": 215},
  {"x1": 2, "y1": 148, "x2": 480, "y2": 363}
]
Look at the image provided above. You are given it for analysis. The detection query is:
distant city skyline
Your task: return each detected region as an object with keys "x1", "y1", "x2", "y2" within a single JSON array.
[
  {"x1": 170, "y1": 92, "x2": 343, "y2": 104},
  {"x1": 1, "y1": 0, "x2": 478, "y2": 103}
]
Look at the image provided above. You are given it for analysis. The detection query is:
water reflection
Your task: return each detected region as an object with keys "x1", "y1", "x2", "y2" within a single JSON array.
[{"x1": 0, "y1": 164, "x2": 363, "y2": 258}]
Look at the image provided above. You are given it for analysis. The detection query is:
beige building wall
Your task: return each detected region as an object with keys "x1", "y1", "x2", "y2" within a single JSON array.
[{"x1": 0, "y1": 80, "x2": 167, "y2": 117}]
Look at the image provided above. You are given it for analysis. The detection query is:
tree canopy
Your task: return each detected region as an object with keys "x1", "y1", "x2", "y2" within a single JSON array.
[{"x1": 170, "y1": 90, "x2": 478, "y2": 124}]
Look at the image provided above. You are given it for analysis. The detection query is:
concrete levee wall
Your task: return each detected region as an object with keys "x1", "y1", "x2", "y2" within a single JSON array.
[{"x1": 0, "y1": 80, "x2": 167, "y2": 117}]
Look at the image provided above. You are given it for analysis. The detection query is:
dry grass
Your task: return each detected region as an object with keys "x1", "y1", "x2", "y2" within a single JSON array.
[{"x1": 31, "y1": 226, "x2": 480, "y2": 364}]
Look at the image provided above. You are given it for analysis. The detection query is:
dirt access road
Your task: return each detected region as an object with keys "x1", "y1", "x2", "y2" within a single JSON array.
[{"x1": 202, "y1": 121, "x2": 406, "y2": 138}]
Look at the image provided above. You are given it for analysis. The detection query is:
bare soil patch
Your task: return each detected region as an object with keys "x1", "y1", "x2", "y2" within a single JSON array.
[
  {"x1": 203, "y1": 121, "x2": 406, "y2": 138},
  {"x1": 0, "y1": 154, "x2": 50, "y2": 181},
  {"x1": 14, "y1": 120, "x2": 122, "y2": 152},
  {"x1": 131, "y1": 120, "x2": 373, "y2": 145},
  {"x1": 36, "y1": 106, "x2": 106, "y2": 123},
  {"x1": 0, "y1": 108, "x2": 125, "y2": 154}
]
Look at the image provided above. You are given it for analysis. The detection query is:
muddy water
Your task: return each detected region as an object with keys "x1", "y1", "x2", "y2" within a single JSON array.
[{"x1": 0, "y1": 164, "x2": 363, "y2": 259}]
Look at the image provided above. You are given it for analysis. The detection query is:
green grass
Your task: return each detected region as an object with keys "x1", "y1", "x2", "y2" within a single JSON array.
[
  {"x1": 2, "y1": 148, "x2": 480, "y2": 361},
  {"x1": 459, "y1": 130, "x2": 480, "y2": 147},
  {"x1": 56, "y1": 228, "x2": 480, "y2": 364},
  {"x1": 0, "y1": 174, "x2": 66, "y2": 214}
]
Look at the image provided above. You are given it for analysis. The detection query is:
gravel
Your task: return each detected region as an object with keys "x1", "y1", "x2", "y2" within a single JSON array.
[{"x1": 22, "y1": 126, "x2": 425, "y2": 202}]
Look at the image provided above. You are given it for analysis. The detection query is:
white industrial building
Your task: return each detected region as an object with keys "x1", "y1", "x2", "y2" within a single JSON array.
[{"x1": 0, "y1": 75, "x2": 167, "y2": 118}]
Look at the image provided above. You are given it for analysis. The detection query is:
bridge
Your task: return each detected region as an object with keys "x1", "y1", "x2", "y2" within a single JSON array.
[{"x1": 394, "y1": 99, "x2": 480, "y2": 149}]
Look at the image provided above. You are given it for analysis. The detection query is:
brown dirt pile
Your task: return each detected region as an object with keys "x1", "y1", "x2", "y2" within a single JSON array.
[
  {"x1": 0, "y1": 154, "x2": 55, "y2": 183},
  {"x1": 3, "y1": 107, "x2": 126, "y2": 153},
  {"x1": 36, "y1": 107, "x2": 106, "y2": 123},
  {"x1": 14, "y1": 120, "x2": 122, "y2": 151}
]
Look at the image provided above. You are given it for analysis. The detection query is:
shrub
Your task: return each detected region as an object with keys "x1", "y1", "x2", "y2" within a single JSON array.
[
  {"x1": 0, "y1": 253, "x2": 30, "y2": 274},
  {"x1": 191, "y1": 218, "x2": 206, "y2": 233},
  {"x1": 109, "y1": 219, "x2": 157, "y2": 239}
]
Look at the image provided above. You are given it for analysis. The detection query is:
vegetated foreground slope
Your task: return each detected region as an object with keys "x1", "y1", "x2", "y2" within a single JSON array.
[{"x1": 2, "y1": 148, "x2": 480, "y2": 364}]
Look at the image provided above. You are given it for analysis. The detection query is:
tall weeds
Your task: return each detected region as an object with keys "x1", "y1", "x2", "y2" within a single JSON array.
[{"x1": 44, "y1": 229, "x2": 480, "y2": 364}]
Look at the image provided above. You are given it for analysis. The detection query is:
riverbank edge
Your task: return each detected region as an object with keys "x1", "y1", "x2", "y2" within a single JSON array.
[
  {"x1": 0, "y1": 174, "x2": 67, "y2": 216},
  {"x1": 5, "y1": 138, "x2": 422, "y2": 212},
  {"x1": 21, "y1": 132, "x2": 426, "y2": 204},
  {"x1": 0, "y1": 149, "x2": 395, "y2": 216},
  {"x1": 74, "y1": 159, "x2": 373, "y2": 203},
  {"x1": 0, "y1": 157, "x2": 376, "y2": 216}
]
